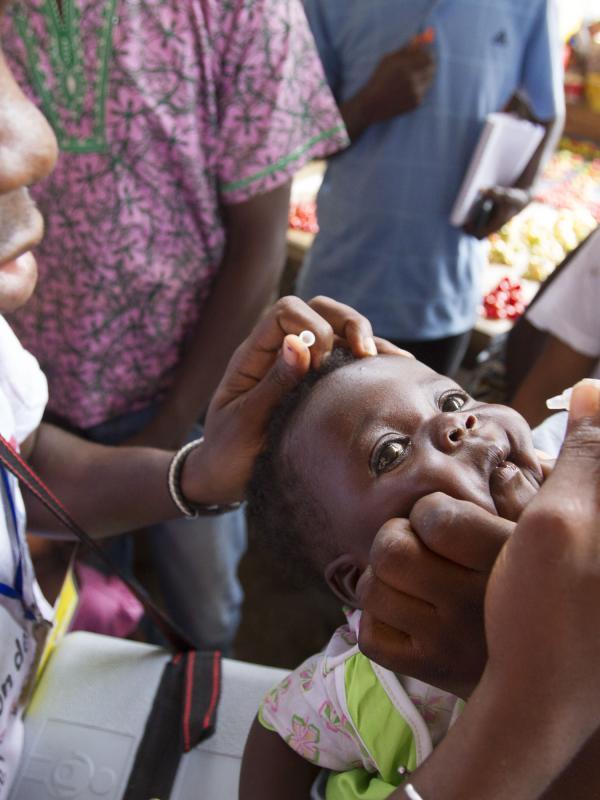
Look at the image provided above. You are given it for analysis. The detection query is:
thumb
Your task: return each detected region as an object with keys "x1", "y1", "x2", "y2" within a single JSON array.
[
  {"x1": 541, "y1": 380, "x2": 600, "y2": 499},
  {"x1": 246, "y1": 333, "x2": 312, "y2": 417},
  {"x1": 569, "y1": 379, "x2": 600, "y2": 422}
]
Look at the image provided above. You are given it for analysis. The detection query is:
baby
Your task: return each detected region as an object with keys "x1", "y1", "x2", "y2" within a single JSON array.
[{"x1": 241, "y1": 349, "x2": 545, "y2": 800}]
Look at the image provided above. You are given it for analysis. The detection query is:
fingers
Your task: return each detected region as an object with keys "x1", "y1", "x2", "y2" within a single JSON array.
[
  {"x1": 357, "y1": 517, "x2": 489, "y2": 693},
  {"x1": 308, "y1": 295, "x2": 377, "y2": 361},
  {"x1": 234, "y1": 333, "x2": 312, "y2": 423},
  {"x1": 512, "y1": 381, "x2": 600, "y2": 563},
  {"x1": 218, "y1": 295, "x2": 373, "y2": 400},
  {"x1": 545, "y1": 381, "x2": 600, "y2": 491},
  {"x1": 356, "y1": 563, "x2": 437, "y2": 635},
  {"x1": 357, "y1": 609, "x2": 421, "y2": 676},
  {"x1": 489, "y1": 464, "x2": 538, "y2": 521},
  {"x1": 411, "y1": 27, "x2": 435, "y2": 46},
  {"x1": 410, "y1": 493, "x2": 513, "y2": 571},
  {"x1": 362, "y1": 517, "x2": 482, "y2": 606},
  {"x1": 482, "y1": 186, "x2": 530, "y2": 207},
  {"x1": 373, "y1": 337, "x2": 414, "y2": 358}
]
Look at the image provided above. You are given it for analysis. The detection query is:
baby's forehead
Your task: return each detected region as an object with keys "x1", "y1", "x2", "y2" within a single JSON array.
[
  {"x1": 314, "y1": 354, "x2": 438, "y2": 400},
  {"x1": 289, "y1": 355, "x2": 441, "y2": 435}
]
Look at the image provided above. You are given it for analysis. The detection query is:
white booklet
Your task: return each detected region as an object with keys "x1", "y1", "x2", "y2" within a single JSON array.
[{"x1": 450, "y1": 112, "x2": 545, "y2": 227}]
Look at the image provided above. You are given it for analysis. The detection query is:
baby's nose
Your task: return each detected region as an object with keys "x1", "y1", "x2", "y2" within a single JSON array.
[{"x1": 437, "y1": 413, "x2": 478, "y2": 452}]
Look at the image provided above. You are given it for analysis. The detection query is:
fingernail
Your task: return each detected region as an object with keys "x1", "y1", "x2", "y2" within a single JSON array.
[
  {"x1": 570, "y1": 380, "x2": 600, "y2": 420},
  {"x1": 283, "y1": 343, "x2": 297, "y2": 367},
  {"x1": 364, "y1": 337, "x2": 377, "y2": 356}
]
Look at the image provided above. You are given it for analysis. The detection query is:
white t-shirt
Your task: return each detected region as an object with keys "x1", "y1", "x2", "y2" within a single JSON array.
[
  {"x1": 0, "y1": 316, "x2": 52, "y2": 798},
  {"x1": 526, "y1": 230, "x2": 600, "y2": 380}
]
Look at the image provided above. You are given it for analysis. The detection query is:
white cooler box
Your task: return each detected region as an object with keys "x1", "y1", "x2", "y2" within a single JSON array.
[{"x1": 9, "y1": 632, "x2": 286, "y2": 800}]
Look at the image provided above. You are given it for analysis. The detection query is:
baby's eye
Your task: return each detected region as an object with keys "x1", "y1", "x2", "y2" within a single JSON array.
[
  {"x1": 440, "y1": 392, "x2": 467, "y2": 413},
  {"x1": 372, "y1": 438, "x2": 409, "y2": 475}
]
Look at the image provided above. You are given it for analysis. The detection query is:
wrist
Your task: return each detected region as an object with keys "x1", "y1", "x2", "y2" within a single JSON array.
[
  {"x1": 178, "y1": 437, "x2": 242, "y2": 510},
  {"x1": 414, "y1": 669, "x2": 591, "y2": 800},
  {"x1": 341, "y1": 88, "x2": 374, "y2": 141},
  {"x1": 473, "y1": 665, "x2": 596, "y2": 774}
]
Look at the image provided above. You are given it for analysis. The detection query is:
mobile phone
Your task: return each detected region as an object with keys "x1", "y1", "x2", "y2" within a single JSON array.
[{"x1": 470, "y1": 196, "x2": 495, "y2": 236}]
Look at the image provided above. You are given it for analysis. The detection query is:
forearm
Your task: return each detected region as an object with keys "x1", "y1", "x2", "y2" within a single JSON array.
[
  {"x1": 511, "y1": 336, "x2": 596, "y2": 427},
  {"x1": 240, "y1": 716, "x2": 320, "y2": 800},
  {"x1": 24, "y1": 423, "x2": 186, "y2": 537},
  {"x1": 540, "y1": 726, "x2": 600, "y2": 799},
  {"x1": 389, "y1": 671, "x2": 594, "y2": 800},
  {"x1": 156, "y1": 186, "x2": 290, "y2": 444}
]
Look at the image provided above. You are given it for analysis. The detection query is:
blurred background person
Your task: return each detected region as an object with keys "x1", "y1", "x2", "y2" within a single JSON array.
[
  {"x1": 511, "y1": 226, "x2": 600, "y2": 427},
  {"x1": 296, "y1": 0, "x2": 565, "y2": 376}
]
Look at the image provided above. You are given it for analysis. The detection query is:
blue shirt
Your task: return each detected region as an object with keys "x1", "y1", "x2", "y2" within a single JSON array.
[{"x1": 297, "y1": 0, "x2": 564, "y2": 340}]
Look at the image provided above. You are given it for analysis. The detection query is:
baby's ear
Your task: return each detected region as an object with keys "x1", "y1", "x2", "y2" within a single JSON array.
[{"x1": 324, "y1": 554, "x2": 363, "y2": 608}]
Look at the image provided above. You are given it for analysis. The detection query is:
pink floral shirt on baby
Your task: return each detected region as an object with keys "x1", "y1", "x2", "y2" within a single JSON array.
[
  {"x1": 260, "y1": 609, "x2": 462, "y2": 794},
  {"x1": 4, "y1": 0, "x2": 347, "y2": 427}
]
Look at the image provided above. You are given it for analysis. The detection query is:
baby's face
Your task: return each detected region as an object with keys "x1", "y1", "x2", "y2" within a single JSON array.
[{"x1": 285, "y1": 355, "x2": 542, "y2": 569}]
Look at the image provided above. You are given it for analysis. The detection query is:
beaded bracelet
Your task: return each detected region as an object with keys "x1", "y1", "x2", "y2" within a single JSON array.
[{"x1": 167, "y1": 437, "x2": 242, "y2": 518}]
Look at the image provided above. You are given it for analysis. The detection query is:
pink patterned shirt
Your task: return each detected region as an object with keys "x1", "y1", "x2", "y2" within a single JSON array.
[{"x1": 4, "y1": 0, "x2": 347, "y2": 427}]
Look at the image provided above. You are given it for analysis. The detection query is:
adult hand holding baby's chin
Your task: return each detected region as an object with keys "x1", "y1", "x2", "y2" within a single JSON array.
[
  {"x1": 181, "y1": 296, "x2": 406, "y2": 506},
  {"x1": 386, "y1": 383, "x2": 600, "y2": 800},
  {"x1": 357, "y1": 497, "x2": 514, "y2": 699}
]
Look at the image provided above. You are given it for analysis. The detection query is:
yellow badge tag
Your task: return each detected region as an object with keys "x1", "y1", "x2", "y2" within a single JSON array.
[{"x1": 36, "y1": 558, "x2": 80, "y2": 681}]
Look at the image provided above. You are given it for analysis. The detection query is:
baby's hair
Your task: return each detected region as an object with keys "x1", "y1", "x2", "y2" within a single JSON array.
[{"x1": 247, "y1": 347, "x2": 357, "y2": 588}]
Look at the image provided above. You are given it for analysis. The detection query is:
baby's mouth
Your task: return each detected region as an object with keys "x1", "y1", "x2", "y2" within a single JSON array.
[
  {"x1": 488, "y1": 451, "x2": 542, "y2": 520},
  {"x1": 485, "y1": 443, "x2": 511, "y2": 475}
]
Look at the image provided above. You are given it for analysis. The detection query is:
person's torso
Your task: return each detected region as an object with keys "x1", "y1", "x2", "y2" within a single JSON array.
[
  {"x1": 299, "y1": 0, "x2": 544, "y2": 339},
  {"x1": 3, "y1": 0, "x2": 226, "y2": 426}
]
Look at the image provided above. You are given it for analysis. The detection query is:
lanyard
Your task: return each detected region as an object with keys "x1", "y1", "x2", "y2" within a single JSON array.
[
  {"x1": 0, "y1": 432, "x2": 195, "y2": 652},
  {"x1": 0, "y1": 465, "x2": 35, "y2": 620}
]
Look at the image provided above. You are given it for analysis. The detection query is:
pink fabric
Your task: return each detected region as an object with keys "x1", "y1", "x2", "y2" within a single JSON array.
[
  {"x1": 4, "y1": 0, "x2": 347, "y2": 427},
  {"x1": 71, "y1": 562, "x2": 143, "y2": 638}
]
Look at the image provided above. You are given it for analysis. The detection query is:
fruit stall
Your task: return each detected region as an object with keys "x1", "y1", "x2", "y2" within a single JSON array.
[{"x1": 286, "y1": 133, "x2": 600, "y2": 343}]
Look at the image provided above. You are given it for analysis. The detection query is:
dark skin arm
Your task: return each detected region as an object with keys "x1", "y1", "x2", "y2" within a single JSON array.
[
  {"x1": 239, "y1": 716, "x2": 320, "y2": 800},
  {"x1": 124, "y1": 182, "x2": 291, "y2": 450},
  {"x1": 339, "y1": 34, "x2": 435, "y2": 142},
  {"x1": 21, "y1": 296, "x2": 398, "y2": 537},
  {"x1": 511, "y1": 334, "x2": 596, "y2": 428},
  {"x1": 21, "y1": 422, "x2": 178, "y2": 537}
]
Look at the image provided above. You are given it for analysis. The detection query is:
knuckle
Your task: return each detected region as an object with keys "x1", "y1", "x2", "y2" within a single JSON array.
[
  {"x1": 412, "y1": 492, "x2": 457, "y2": 537},
  {"x1": 308, "y1": 294, "x2": 330, "y2": 311},
  {"x1": 562, "y1": 425, "x2": 600, "y2": 456},
  {"x1": 358, "y1": 617, "x2": 410, "y2": 671},
  {"x1": 275, "y1": 295, "x2": 300, "y2": 316},
  {"x1": 371, "y1": 522, "x2": 415, "y2": 578}
]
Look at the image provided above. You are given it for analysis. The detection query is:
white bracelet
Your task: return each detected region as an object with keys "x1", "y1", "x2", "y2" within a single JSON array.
[
  {"x1": 168, "y1": 438, "x2": 204, "y2": 517},
  {"x1": 404, "y1": 784, "x2": 425, "y2": 800},
  {"x1": 167, "y1": 437, "x2": 241, "y2": 518}
]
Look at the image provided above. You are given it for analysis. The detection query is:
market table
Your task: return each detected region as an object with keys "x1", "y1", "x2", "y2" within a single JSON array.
[{"x1": 285, "y1": 135, "x2": 599, "y2": 355}]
